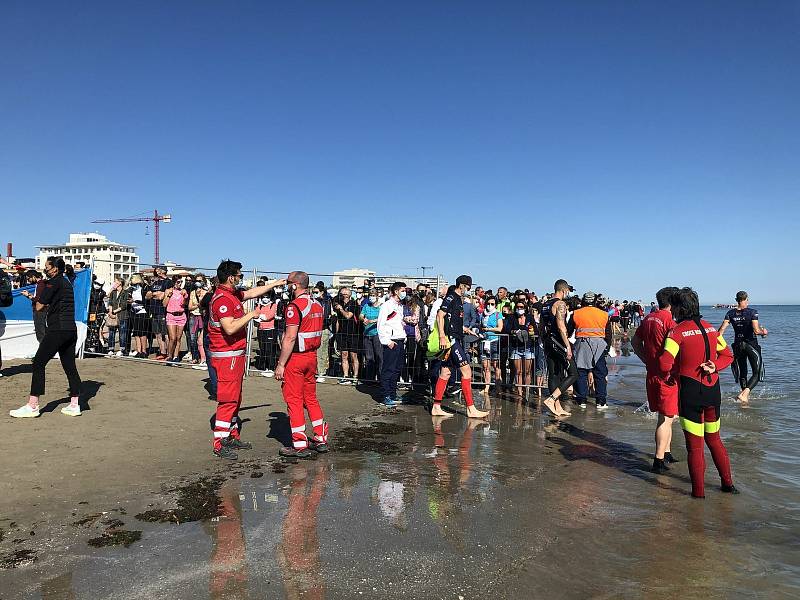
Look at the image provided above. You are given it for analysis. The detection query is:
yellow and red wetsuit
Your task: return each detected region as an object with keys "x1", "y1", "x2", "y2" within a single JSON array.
[{"x1": 659, "y1": 318, "x2": 735, "y2": 498}]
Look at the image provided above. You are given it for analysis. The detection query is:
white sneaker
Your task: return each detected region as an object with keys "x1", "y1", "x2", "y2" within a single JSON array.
[
  {"x1": 10, "y1": 404, "x2": 40, "y2": 418},
  {"x1": 260, "y1": 370, "x2": 274, "y2": 378},
  {"x1": 338, "y1": 379, "x2": 349, "y2": 385},
  {"x1": 597, "y1": 403, "x2": 608, "y2": 411},
  {"x1": 191, "y1": 363, "x2": 207, "y2": 370},
  {"x1": 115, "y1": 350, "x2": 124, "y2": 357},
  {"x1": 61, "y1": 404, "x2": 81, "y2": 417},
  {"x1": 107, "y1": 351, "x2": 114, "y2": 357},
  {"x1": 316, "y1": 376, "x2": 326, "y2": 383}
]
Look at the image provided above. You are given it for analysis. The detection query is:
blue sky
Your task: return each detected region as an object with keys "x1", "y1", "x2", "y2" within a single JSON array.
[{"x1": 2, "y1": 1, "x2": 798, "y2": 303}]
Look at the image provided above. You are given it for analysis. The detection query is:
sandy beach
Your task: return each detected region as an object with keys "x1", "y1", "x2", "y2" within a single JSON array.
[{"x1": 0, "y1": 344, "x2": 798, "y2": 599}]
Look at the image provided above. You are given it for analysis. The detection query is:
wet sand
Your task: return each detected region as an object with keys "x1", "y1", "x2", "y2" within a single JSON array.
[{"x1": 0, "y1": 355, "x2": 798, "y2": 599}]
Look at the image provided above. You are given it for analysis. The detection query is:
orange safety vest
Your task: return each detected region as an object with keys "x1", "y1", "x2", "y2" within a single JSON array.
[{"x1": 573, "y1": 306, "x2": 609, "y2": 338}]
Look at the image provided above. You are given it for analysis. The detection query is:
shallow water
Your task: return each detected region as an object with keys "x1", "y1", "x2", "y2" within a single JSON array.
[{"x1": 3, "y1": 307, "x2": 799, "y2": 599}]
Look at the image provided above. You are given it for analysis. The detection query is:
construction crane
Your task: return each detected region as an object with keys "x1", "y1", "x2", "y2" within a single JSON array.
[{"x1": 91, "y1": 209, "x2": 171, "y2": 264}]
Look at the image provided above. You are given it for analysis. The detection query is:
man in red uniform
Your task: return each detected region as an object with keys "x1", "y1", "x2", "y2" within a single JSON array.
[
  {"x1": 274, "y1": 271, "x2": 328, "y2": 458},
  {"x1": 208, "y1": 259, "x2": 285, "y2": 460},
  {"x1": 632, "y1": 286, "x2": 680, "y2": 474},
  {"x1": 658, "y1": 287, "x2": 737, "y2": 499}
]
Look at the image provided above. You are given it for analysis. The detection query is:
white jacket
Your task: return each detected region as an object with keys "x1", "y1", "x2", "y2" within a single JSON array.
[{"x1": 378, "y1": 298, "x2": 406, "y2": 346}]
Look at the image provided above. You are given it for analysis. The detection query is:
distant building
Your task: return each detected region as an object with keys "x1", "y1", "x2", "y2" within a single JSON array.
[
  {"x1": 36, "y1": 233, "x2": 139, "y2": 285},
  {"x1": 333, "y1": 268, "x2": 376, "y2": 289},
  {"x1": 372, "y1": 274, "x2": 445, "y2": 290}
]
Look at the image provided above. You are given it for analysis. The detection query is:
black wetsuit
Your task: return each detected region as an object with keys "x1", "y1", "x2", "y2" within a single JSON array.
[
  {"x1": 540, "y1": 297, "x2": 578, "y2": 395},
  {"x1": 724, "y1": 307, "x2": 763, "y2": 390},
  {"x1": 439, "y1": 290, "x2": 468, "y2": 368}
]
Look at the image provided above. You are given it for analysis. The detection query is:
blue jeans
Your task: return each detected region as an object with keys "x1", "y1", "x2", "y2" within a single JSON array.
[
  {"x1": 188, "y1": 315, "x2": 203, "y2": 361},
  {"x1": 203, "y1": 328, "x2": 218, "y2": 396},
  {"x1": 575, "y1": 354, "x2": 608, "y2": 405},
  {"x1": 107, "y1": 320, "x2": 129, "y2": 352}
]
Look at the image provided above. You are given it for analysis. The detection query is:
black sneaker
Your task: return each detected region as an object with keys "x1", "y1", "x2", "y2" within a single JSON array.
[
  {"x1": 279, "y1": 446, "x2": 313, "y2": 459},
  {"x1": 213, "y1": 446, "x2": 238, "y2": 461},
  {"x1": 224, "y1": 437, "x2": 252, "y2": 450},
  {"x1": 310, "y1": 440, "x2": 329, "y2": 453},
  {"x1": 664, "y1": 452, "x2": 679, "y2": 464},
  {"x1": 721, "y1": 484, "x2": 740, "y2": 494},
  {"x1": 651, "y1": 458, "x2": 669, "y2": 474}
]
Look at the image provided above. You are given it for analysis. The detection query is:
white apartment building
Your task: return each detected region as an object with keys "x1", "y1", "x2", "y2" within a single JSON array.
[
  {"x1": 332, "y1": 268, "x2": 376, "y2": 289},
  {"x1": 373, "y1": 274, "x2": 445, "y2": 290},
  {"x1": 36, "y1": 233, "x2": 139, "y2": 285}
]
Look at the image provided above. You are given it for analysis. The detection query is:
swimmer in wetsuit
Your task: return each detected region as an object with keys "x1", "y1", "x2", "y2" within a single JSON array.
[
  {"x1": 718, "y1": 291, "x2": 768, "y2": 404},
  {"x1": 659, "y1": 287, "x2": 737, "y2": 499}
]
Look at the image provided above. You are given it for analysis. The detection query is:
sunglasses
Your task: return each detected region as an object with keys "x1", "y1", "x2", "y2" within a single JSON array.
[{"x1": 487, "y1": 302, "x2": 496, "y2": 306}]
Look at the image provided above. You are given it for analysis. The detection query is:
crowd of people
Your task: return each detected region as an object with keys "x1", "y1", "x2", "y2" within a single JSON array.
[{"x1": 3, "y1": 257, "x2": 767, "y2": 498}]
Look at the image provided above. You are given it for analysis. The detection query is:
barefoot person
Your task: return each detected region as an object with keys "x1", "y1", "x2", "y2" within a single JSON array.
[
  {"x1": 658, "y1": 287, "x2": 737, "y2": 499},
  {"x1": 207, "y1": 259, "x2": 284, "y2": 460},
  {"x1": 431, "y1": 275, "x2": 489, "y2": 419},
  {"x1": 274, "y1": 271, "x2": 329, "y2": 458},
  {"x1": 11, "y1": 257, "x2": 82, "y2": 418},
  {"x1": 718, "y1": 291, "x2": 768, "y2": 404},
  {"x1": 539, "y1": 279, "x2": 578, "y2": 417},
  {"x1": 632, "y1": 286, "x2": 680, "y2": 473}
]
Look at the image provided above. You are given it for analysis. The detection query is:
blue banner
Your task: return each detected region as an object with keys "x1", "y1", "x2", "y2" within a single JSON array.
[{"x1": 1, "y1": 268, "x2": 92, "y2": 323}]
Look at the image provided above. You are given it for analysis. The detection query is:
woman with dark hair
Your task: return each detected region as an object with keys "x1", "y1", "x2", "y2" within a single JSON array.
[
  {"x1": 659, "y1": 287, "x2": 737, "y2": 498},
  {"x1": 12, "y1": 257, "x2": 82, "y2": 418},
  {"x1": 163, "y1": 275, "x2": 189, "y2": 363},
  {"x1": 508, "y1": 299, "x2": 536, "y2": 397}
]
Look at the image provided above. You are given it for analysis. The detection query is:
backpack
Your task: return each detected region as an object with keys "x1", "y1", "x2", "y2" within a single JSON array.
[{"x1": 0, "y1": 271, "x2": 13, "y2": 308}]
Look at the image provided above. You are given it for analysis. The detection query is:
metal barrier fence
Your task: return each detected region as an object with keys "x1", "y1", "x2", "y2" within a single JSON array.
[{"x1": 79, "y1": 261, "x2": 551, "y2": 395}]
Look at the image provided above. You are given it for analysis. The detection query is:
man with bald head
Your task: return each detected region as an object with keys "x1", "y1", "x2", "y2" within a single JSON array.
[{"x1": 274, "y1": 271, "x2": 329, "y2": 458}]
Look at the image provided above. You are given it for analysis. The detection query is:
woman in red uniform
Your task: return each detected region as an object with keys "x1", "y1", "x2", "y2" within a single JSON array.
[{"x1": 658, "y1": 287, "x2": 738, "y2": 498}]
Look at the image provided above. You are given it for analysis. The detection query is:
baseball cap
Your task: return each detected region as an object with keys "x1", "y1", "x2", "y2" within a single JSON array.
[{"x1": 582, "y1": 291, "x2": 596, "y2": 304}]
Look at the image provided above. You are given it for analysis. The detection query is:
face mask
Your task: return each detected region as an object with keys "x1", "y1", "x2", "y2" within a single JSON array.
[
  {"x1": 327, "y1": 289, "x2": 336, "y2": 297},
  {"x1": 398, "y1": 291, "x2": 407, "y2": 301},
  {"x1": 282, "y1": 292, "x2": 289, "y2": 300},
  {"x1": 517, "y1": 309, "x2": 525, "y2": 316},
  {"x1": 274, "y1": 286, "x2": 284, "y2": 293},
  {"x1": 356, "y1": 293, "x2": 363, "y2": 300},
  {"x1": 195, "y1": 281, "x2": 203, "y2": 288},
  {"x1": 418, "y1": 291, "x2": 426, "y2": 298},
  {"x1": 312, "y1": 291, "x2": 321, "y2": 299},
  {"x1": 369, "y1": 296, "x2": 378, "y2": 304},
  {"x1": 485, "y1": 306, "x2": 496, "y2": 314}
]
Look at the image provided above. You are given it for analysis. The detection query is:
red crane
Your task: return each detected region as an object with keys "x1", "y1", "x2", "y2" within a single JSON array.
[{"x1": 91, "y1": 209, "x2": 172, "y2": 264}]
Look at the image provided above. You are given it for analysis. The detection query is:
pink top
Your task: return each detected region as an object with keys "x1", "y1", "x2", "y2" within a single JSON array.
[
  {"x1": 167, "y1": 289, "x2": 186, "y2": 314},
  {"x1": 257, "y1": 303, "x2": 278, "y2": 330}
]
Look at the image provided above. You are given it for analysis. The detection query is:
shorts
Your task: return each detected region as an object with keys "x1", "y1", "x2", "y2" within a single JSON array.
[
  {"x1": 129, "y1": 312, "x2": 150, "y2": 336},
  {"x1": 511, "y1": 348, "x2": 535, "y2": 360},
  {"x1": 166, "y1": 313, "x2": 187, "y2": 327},
  {"x1": 445, "y1": 338, "x2": 469, "y2": 369},
  {"x1": 646, "y1": 373, "x2": 678, "y2": 416},
  {"x1": 152, "y1": 314, "x2": 168, "y2": 335},
  {"x1": 481, "y1": 339, "x2": 499, "y2": 361},
  {"x1": 336, "y1": 331, "x2": 360, "y2": 353}
]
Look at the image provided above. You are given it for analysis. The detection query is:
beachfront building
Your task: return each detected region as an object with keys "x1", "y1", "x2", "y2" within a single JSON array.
[
  {"x1": 36, "y1": 233, "x2": 139, "y2": 285},
  {"x1": 373, "y1": 274, "x2": 445, "y2": 289},
  {"x1": 333, "y1": 268, "x2": 376, "y2": 289}
]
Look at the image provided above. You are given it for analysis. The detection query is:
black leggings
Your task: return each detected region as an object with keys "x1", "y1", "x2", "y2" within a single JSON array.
[
  {"x1": 732, "y1": 341, "x2": 763, "y2": 391},
  {"x1": 545, "y1": 347, "x2": 578, "y2": 395},
  {"x1": 31, "y1": 330, "x2": 82, "y2": 397}
]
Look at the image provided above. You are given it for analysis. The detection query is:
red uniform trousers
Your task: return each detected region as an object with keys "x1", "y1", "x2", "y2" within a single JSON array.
[
  {"x1": 212, "y1": 354, "x2": 246, "y2": 450},
  {"x1": 282, "y1": 351, "x2": 328, "y2": 450}
]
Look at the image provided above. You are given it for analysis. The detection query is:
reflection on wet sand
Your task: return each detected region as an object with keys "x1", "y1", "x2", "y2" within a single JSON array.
[
  {"x1": 203, "y1": 484, "x2": 247, "y2": 599},
  {"x1": 277, "y1": 463, "x2": 328, "y2": 600}
]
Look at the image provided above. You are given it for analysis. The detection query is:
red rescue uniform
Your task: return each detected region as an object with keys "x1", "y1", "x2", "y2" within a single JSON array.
[
  {"x1": 635, "y1": 308, "x2": 679, "y2": 416},
  {"x1": 208, "y1": 285, "x2": 248, "y2": 450},
  {"x1": 282, "y1": 293, "x2": 328, "y2": 450},
  {"x1": 659, "y1": 318, "x2": 735, "y2": 498}
]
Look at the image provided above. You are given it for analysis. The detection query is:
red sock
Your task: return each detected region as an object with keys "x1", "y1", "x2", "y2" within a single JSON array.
[
  {"x1": 683, "y1": 430, "x2": 706, "y2": 497},
  {"x1": 461, "y1": 378, "x2": 474, "y2": 407},
  {"x1": 434, "y1": 377, "x2": 448, "y2": 402}
]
